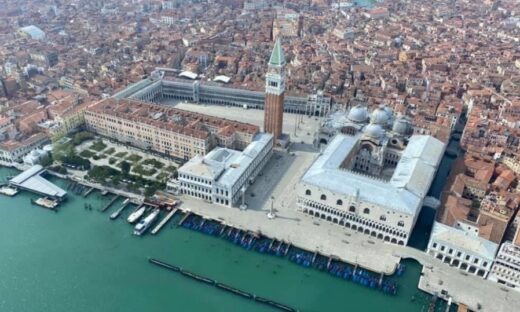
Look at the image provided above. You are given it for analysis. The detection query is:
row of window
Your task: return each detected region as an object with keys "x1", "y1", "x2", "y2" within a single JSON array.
[
  {"x1": 306, "y1": 191, "x2": 405, "y2": 227},
  {"x1": 432, "y1": 242, "x2": 489, "y2": 267}
]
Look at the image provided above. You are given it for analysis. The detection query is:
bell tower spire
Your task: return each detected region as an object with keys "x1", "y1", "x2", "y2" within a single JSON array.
[{"x1": 264, "y1": 38, "x2": 286, "y2": 144}]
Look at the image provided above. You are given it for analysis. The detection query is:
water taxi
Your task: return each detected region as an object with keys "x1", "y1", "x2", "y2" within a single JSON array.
[
  {"x1": 134, "y1": 209, "x2": 160, "y2": 236},
  {"x1": 127, "y1": 206, "x2": 146, "y2": 223}
]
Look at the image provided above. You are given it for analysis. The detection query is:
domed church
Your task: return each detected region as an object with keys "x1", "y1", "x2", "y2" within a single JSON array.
[{"x1": 300, "y1": 104, "x2": 445, "y2": 245}]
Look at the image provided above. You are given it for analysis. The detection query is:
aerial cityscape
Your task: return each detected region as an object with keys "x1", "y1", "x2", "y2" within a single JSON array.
[{"x1": 0, "y1": 0, "x2": 519, "y2": 311}]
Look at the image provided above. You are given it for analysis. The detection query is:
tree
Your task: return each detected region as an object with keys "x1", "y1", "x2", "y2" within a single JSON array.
[{"x1": 120, "y1": 161, "x2": 131, "y2": 176}]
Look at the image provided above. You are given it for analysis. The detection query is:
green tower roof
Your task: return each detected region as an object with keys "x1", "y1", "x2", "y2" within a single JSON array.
[{"x1": 269, "y1": 38, "x2": 286, "y2": 66}]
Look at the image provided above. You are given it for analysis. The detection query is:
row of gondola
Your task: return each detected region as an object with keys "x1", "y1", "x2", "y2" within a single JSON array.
[{"x1": 180, "y1": 213, "x2": 401, "y2": 296}]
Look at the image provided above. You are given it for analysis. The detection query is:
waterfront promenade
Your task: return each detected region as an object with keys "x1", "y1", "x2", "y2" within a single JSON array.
[{"x1": 178, "y1": 147, "x2": 520, "y2": 312}]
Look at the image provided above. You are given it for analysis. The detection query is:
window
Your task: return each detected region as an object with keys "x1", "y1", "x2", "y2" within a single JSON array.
[
  {"x1": 363, "y1": 208, "x2": 370, "y2": 215},
  {"x1": 336, "y1": 199, "x2": 343, "y2": 206},
  {"x1": 432, "y1": 243, "x2": 438, "y2": 249},
  {"x1": 397, "y1": 221, "x2": 404, "y2": 227},
  {"x1": 305, "y1": 189, "x2": 311, "y2": 196},
  {"x1": 320, "y1": 194, "x2": 327, "y2": 200},
  {"x1": 380, "y1": 215, "x2": 386, "y2": 221},
  {"x1": 349, "y1": 206, "x2": 356, "y2": 213},
  {"x1": 457, "y1": 252, "x2": 462, "y2": 258},
  {"x1": 465, "y1": 255, "x2": 470, "y2": 261},
  {"x1": 448, "y1": 248, "x2": 453, "y2": 255},
  {"x1": 440, "y1": 246, "x2": 445, "y2": 251}
]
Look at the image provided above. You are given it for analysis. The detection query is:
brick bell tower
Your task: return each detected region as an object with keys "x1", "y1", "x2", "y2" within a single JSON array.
[{"x1": 264, "y1": 38, "x2": 286, "y2": 144}]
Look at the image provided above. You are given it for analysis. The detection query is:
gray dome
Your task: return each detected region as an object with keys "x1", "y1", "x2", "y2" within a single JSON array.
[
  {"x1": 347, "y1": 105, "x2": 369, "y2": 123},
  {"x1": 392, "y1": 118, "x2": 410, "y2": 135},
  {"x1": 370, "y1": 106, "x2": 391, "y2": 125},
  {"x1": 364, "y1": 123, "x2": 385, "y2": 140}
]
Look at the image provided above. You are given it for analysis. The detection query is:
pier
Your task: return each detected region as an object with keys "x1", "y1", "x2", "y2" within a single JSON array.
[
  {"x1": 82, "y1": 187, "x2": 95, "y2": 198},
  {"x1": 178, "y1": 211, "x2": 191, "y2": 227},
  {"x1": 9, "y1": 165, "x2": 66, "y2": 200},
  {"x1": 110, "y1": 202, "x2": 131, "y2": 220},
  {"x1": 151, "y1": 209, "x2": 178, "y2": 235},
  {"x1": 148, "y1": 258, "x2": 298, "y2": 312},
  {"x1": 101, "y1": 195, "x2": 120, "y2": 212}
]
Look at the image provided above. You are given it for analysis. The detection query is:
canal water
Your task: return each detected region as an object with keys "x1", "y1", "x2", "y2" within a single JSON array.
[{"x1": 0, "y1": 164, "x2": 456, "y2": 312}]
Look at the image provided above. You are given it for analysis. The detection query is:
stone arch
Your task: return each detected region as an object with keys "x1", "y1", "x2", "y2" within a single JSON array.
[
  {"x1": 336, "y1": 199, "x2": 343, "y2": 206},
  {"x1": 358, "y1": 226, "x2": 364, "y2": 233},
  {"x1": 352, "y1": 225, "x2": 357, "y2": 231},
  {"x1": 371, "y1": 231, "x2": 377, "y2": 237},
  {"x1": 398, "y1": 241, "x2": 404, "y2": 245},
  {"x1": 363, "y1": 208, "x2": 370, "y2": 215},
  {"x1": 377, "y1": 233, "x2": 384, "y2": 239},
  {"x1": 364, "y1": 229, "x2": 370, "y2": 235},
  {"x1": 384, "y1": 236, "x2": 390, "y2": 242},
  {"x1": 305, "y1": 189, "x2": 311, "y2": 196},
  {"x1": 320, "y1": 194, "x2": 327, "y2": 200},
  {"x1": 391, "y1": 238, "x2": 397, "y2": 244}
]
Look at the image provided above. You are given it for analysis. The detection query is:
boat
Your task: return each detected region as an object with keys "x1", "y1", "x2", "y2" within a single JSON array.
[
  {"x1": 127, "y1": 205, "x2": 146, "y2": 223},
  {"x1": 0, "y1": 185, "x2": 18, "y2": 197},
  {"x1": 32, "y1": 197, "x2": 59, "y2": 210},
  {"x1": 133, "y1": 209, "x2": 160, "y2": 236}
]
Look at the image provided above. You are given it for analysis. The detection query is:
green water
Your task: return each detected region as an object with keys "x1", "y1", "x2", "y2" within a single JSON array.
[{"x1": 0, "y1": 167, "x2": 453, "y2": 312}]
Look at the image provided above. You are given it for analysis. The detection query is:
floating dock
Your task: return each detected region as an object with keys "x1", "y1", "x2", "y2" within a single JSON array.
[
  {"x1": 101, "y1": 195, "x2": 120, "y2": 212},
  {"x1": 110, "y1": 202, "x2": 131, "y2": 220},
  {"x1": 151, "y1": 209, "x2": 178, "y2": 235},
  {"x1": 178, "y1": 211, "x2": 191, "y2": 227},
  {"x1": 0, "y1": 185, "x2": 18, "y2": 197},
  {"x1": 31, "y1": 197, "x2": 59, "y2": 210},
  {"x1": 148, "y1": 258, "x2": 298, "y2": 312},
  {"x1": 82, "y1": 187, "x2": 95, "y2": 198}
]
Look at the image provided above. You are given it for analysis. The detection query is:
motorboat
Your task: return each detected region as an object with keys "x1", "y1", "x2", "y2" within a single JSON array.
[
  {"x1": 133, "y1": 209, "x2": 160, "y2": 236},
  {"x1": 127, "y1": 206, "x2": 146, "y2": 223}
]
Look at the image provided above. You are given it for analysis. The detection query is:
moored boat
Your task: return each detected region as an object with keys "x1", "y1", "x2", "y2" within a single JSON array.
[
  {"x1": 127, "y1": 206, "x2": 146, "y2": 223},
  {"x1": 133, "y1": 209, "x2": 160, "y2": 236}
]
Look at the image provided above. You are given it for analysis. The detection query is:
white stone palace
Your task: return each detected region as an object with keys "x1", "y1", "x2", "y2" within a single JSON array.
[{"x1": 297, "y1": 104, "x2": 445, "y2": 245}]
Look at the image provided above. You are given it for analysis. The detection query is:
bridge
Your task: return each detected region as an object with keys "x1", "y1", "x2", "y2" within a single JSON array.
[
  {"x1": 424, "y1": 196, "x2": 441, "y2": 209},
  {"x1": 9, "y1": 165, "x2": 67, "y2": 200}
]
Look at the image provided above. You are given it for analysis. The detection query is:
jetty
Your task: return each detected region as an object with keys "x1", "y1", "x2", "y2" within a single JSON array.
[
  {"x1": 178, "y1": 211, "x2": 191, "y2": 227},
  {"x1": 110, "y1": 201, "x2": 131, "y2": 220},
  {"x1": 82, "y1": 187, "x2": 95, "y2": 198},
  {"x1": 151, "y1": 209, "x2": 178, "y2": 235},
  {"x1": 9, "y1": 165, "x2": 66, "y2": 200},
  {"x1": 101, "y1": 195, "x2": 120, "y2": 212},
  {"x1": 148, "y1": 258, "x2": 298, "y2": 312}
]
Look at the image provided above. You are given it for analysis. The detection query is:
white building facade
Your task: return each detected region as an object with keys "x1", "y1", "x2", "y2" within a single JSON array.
[
  {"x1": 178, "y1": 133, "x2": 273, "y2": 207},
  {"x1": 297, "y1": 105, "x2": 445, "y2": 245},
  {"x1": 427, "y1": 221, "x2": 498, "y2": 278},
  {"x1": 488, "y1": 242, "x2": 520, "y2": 291}
]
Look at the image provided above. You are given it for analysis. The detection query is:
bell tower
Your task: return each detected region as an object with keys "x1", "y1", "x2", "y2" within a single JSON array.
[{"x1": 264, "y1": 38, "x2": 286, "y2": 144}]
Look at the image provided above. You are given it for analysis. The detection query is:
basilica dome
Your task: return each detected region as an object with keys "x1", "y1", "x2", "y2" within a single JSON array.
[
  {"x1": 370, "y1": 105, "x2": 392, "y2": 125},
  {"x1": 364, "y1": 123, "x2": 385, "y2": 140},
  {"x1": 347, "y1": 105, "x2": 369, "y2": 123},
  {"x1": 392, "y1": 118, "x2": 410, "y2": 135}
]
